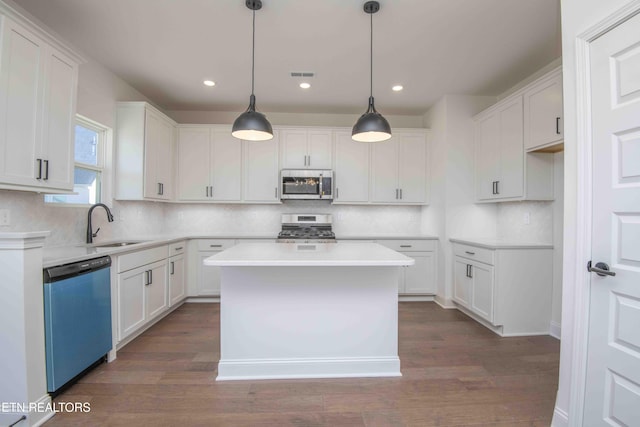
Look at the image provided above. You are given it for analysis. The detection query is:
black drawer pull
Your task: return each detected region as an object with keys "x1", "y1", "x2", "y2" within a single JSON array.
[
  {"x1": 400, "y1": 245, "x2": 412, "y2": 248},
  {"x1": 174, "y1": 247, "x2": 183, "y2": 251},
  {"x1": 465, "y1": 251, "x2": 475, "y2": 255},
  {"x1": 210, "y1": 244, "x2": 223, "y2": 248}
]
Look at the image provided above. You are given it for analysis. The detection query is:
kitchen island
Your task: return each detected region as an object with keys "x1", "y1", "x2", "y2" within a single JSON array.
[{"x1": 204, "y1": 242, "x2": 414, "y2": 381}]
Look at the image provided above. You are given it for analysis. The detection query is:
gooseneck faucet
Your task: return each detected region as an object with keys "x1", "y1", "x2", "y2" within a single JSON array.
[{"x1": 86, "y1": 203, "x2": 115, "y2": 244}]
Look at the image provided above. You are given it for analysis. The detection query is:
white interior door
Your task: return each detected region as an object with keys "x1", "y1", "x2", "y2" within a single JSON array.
[{"x1": 584, "y1": 11, "x2": 640, "y2": 425}]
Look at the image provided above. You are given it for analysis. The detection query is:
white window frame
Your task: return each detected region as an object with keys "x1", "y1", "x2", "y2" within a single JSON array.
[{"x1": 45, "y1": 115, "x2": 111, "y2": 207}]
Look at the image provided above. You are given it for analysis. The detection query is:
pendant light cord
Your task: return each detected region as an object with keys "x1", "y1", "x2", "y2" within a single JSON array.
[
  {"x1": 251, "y1": 8, "x2": 256, "y2": 96},
  {"x1": 369, "y1": 11, "x2": 373, "y2": 99}
]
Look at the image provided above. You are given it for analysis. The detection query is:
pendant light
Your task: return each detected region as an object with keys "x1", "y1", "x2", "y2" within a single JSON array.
[
  {"x1": 352, "y1": 1, "x2": 391, "y2": 143},
  {"x1": 232, "y1": 0, "x2": 273, "y2": 141}
]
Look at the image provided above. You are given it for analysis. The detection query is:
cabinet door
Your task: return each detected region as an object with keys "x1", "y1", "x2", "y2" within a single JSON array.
[
  {"x1": 145, "y1": 260, "x2": 168, "y2": 320},
  {"x1": 143, "y1": 109, "x2": 164, "y2": 199},
  {"x1": 398, "y1": 134, "x2": 428, "y2": 203},
  {"x1": 453, "y1": 258, "x2": 472, "y2": 307},
  {"x1": 155, "y1": 118, "x2": 174, "y2": 200},
  {"x1": 169, "y1": 255, "x2": 185, "y2": 306},
  {"x1": 371, "y1": 137, "x2": 399, "y2": 203},
  {"x1": 39, "y1": 48, "x2": 76, "y2": 191},
  {"x1": 211, "y1": 129, "x2": 242, "y2": 201},
  {"x1": 177, "y1": 127, "x2": 211, "y2": 200},
  {"x1": 280, "y1": 129, "x2": 308, "y2": 169},
  {"x1": 243, "y1": 136, "x2": 280, "y2": 202},
  {"x1": 0, "y1": 19, "x2": 44, "y2": 187},
  {"x1": 334, "y1": 132, "x2": 370, "y2": 203},
  {"x1": 524, "y1": 73, "x2": 563, "y2": 150},
  {"x1": 402, "y1": 252, "x2": 436, "y2": 294},
  {"x1": 197, "y1": 251, "x2": 222, "y2": 295},
  {"x1": 118, "y1": 267, "x2": 146, "y2": 341},
  {"x1": 475, "y1": 113, "x2": 501, "y2": 200},
  {"x1": 308, "y1": 130, "x2": 332, "y2": 169},
  {"x1": 470, "y1": 262, "x2": 494, "y2": 322},
  {"x1": 496, "y1": 97, "x2": 524, "y2": 199}
]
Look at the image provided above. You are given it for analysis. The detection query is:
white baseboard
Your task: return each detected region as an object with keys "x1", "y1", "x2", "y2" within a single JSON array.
[
  {"x1": 399, "y1": 295, "x2": 435, "y2": 302},
  {"x1": 551, "y1": 405, "x2": 569, "y2": 427},
  {"x1": 550, "y1": 321, "x2": 562, "y2": 339},
  {"x1": 434, "y1": 296, "x2": 457, "y2": 309},
  {"x1": 30, "y1": 393, "x2": 55, "y2": 427},
  {"x1": 185, "y1": 297, "x2": 220, "y2": 303},
  {"x1": 217, "y1": 356, "x2": 401, "y2": 381}
]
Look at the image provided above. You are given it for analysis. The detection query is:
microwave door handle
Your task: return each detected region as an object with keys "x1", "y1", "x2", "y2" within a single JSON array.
[{"x1": 319, "y1": 174, "x2": 323, "y2": 198}]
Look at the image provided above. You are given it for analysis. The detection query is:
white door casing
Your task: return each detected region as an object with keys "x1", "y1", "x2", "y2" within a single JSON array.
[{"x1": 583, "y1": 10, "x2": 640, "y2": 425}]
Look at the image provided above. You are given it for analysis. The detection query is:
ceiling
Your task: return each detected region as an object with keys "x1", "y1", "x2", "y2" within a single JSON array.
[{"x1": 12, "y1": 0, "x2": 561, "y2": 116}]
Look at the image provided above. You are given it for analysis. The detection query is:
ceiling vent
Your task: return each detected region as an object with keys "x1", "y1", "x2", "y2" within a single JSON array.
[{"x1": 290, "y1": 72, "x2": 315, "y2": 78}]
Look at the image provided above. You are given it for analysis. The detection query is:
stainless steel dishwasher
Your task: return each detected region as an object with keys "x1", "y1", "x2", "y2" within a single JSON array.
[{"x1": 43, "y1": 256, "x2": 113, "y2": 393}]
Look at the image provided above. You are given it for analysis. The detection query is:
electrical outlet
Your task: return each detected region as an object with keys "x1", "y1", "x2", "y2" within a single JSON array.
[
  {"x1": 523, "y1": 212, "x2": 531, "y2": 225},
  {"x1": 0, "y1": 209, "x2": 10, "y2": 226}
]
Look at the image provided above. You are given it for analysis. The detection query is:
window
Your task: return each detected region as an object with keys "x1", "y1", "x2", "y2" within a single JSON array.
[{"x1": 45, "y1": 116, "x2": 107, "y2": 205}]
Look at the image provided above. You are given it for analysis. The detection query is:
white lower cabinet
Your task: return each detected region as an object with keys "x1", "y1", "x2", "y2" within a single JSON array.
[
  {"x1": 168, "y1": 241, "x2": 186, "y2": 306},
  {"x1": 194, "y1": 239, "x2": 236, "y2": 296},
  {"x1": 451, "y1": 240, "x2": 553, "y2": 336},
  {"x1": 116, "y1": 245, "x2": 170, "y2": 343},
  {"x1": 375, "y1": 239, "x2": 437, "y2": 295}
]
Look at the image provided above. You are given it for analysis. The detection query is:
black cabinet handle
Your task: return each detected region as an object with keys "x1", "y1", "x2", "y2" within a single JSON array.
[
  {"x1": 43, "y1": 159, "x2": 49, "y2": 180},
  {"x1": 400, "y1": 245, "x2": 412, "y2": 248},
  {"x1": 36, "y1": 158, "x2": 42, "y2": 179},
  {"x1": 556, "y1": 117, "x2": 561, "y2": 134},
  {"x1": 465, "y1": 251, "x2": 475, "y2": 255},
  {"x1": 174, "y1": 247, "x2": 183, "y2": 251},
  {"x1": 170, "y1": 261, "x2": 175, "y2": 275},
  {"x1": 210, "y1": 244, "x2": 222, "y2": 248},
  {"x1": 495, "y1": 181, "x2": 499, "y2": 195}
]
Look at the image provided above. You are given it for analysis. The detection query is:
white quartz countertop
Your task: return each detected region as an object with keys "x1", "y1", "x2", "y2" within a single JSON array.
[
  {"x1": 41, "y1": 233, "x2": 437, "y2": 267},
  {"x1": 203, "y1": 242, "x2": 416, "y2": 267},
  {"x1": 450, "y1": 237, "x2": 553, "y2": 249}
]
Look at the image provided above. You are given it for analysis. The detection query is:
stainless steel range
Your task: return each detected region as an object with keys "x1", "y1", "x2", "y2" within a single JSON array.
[{"x1": 277, "y1": 214, "x2": 336, "y2": 243}]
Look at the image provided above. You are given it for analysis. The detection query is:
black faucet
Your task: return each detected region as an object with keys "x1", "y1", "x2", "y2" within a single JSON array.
[{"x1": 86, "y1": 203, "x2": 115, "y2": 244}]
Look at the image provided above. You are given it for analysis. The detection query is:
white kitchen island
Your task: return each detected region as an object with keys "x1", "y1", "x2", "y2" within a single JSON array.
[{"x1": 204, "y1": 242, "x2": 414, "y2": 381}]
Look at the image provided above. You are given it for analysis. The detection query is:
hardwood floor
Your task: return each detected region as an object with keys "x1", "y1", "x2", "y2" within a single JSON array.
[{"x1": 44, "y1": 302, "x2": 560, "y2": 426}]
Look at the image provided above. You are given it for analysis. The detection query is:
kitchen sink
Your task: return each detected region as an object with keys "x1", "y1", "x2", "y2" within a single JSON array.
[{"x1": 90, "y1": 240, "x2": 147, "y2": 248}]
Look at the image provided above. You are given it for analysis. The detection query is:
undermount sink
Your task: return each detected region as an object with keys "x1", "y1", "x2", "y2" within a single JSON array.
[{"x1": 90, "y1": 240, "x2": 146, "y2": 248}]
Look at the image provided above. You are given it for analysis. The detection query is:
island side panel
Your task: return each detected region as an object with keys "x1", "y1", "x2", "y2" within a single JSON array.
[{"x1": 217, "y1": 265, "x2": 401, "y2": 380}]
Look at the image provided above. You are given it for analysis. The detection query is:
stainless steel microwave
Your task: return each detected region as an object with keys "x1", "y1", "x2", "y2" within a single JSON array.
[{"x1": 280, "y1": 169, "x2": 333, "y2": 200}]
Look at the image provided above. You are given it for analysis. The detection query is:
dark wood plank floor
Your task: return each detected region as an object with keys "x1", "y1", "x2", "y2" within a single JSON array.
[{"x1": 44, "y1": 302, "x2": 560, "y2": 426}]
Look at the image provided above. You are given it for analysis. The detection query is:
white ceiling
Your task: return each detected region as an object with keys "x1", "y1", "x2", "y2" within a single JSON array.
[{"x1": 12, "y1": 0, "x2": 561, "y2": 116}]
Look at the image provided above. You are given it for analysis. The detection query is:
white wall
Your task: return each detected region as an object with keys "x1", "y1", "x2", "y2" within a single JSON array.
[
  {"x1": 167, "y1": 110, "x2": 425, "y2": 129},
  {"x1": 422, "y1": 94, "x2": 497, "y2": 306},
  {"x1": 554, "y1": 1, "x2": 636, "y2": 425}
]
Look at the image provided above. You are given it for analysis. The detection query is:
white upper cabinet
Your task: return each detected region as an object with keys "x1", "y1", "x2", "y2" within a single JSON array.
[
  {"x1": 371, "y1": 131, "x2": 429, "y2": 204},
  {"x1": 0, "y1": 13, "x2": 80, "y2": 193},
  {"x1": 280, "y1": 128, "x2": 332, "y2": 169},
  {"x1": 115, "y1": 102, "x2": 176, "y2": 201},
  {"x1": 475, "y1": 97, "x2": 524, "y2": 201},
  {"x1": 474, "y1": 68, "x2": 557, "y2": 203},
  {"x1": 177, "y1": 126, "x2": 242, "y2": 202},
  {"x1": 523, "y1": 69, "x2": 563, "y2": 151},
  {"x1": 243, "y1": 132, "x2": 280, "y2": 203},
  {"x1": 333, "y1": 130, "x2": 370, "y2": 203}
]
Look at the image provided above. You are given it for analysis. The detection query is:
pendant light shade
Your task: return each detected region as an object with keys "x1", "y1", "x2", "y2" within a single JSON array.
[
  {"x1": 232, "y1": 0, "x2": 273, "y2": 141},
  {"x1": 352, "y1": 1, "x2": 391, "y2": 143}
]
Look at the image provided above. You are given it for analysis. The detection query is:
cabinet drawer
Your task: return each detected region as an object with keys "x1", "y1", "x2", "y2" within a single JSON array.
[
  {"x1": 196, "y1": 239, "x2": 235, "y2": 251},
  {"x1": 377, "y1": 239, "x2": 436, "y2": 252},
  {"x1": 169, "y1": 240, "x2": 186, "y2": 255},
  {"x1": 118, "y1": 245, "x2": 168, "y2": 273},
  {"x1": 453, "y1": 243, "x2": 494, "y2": 265}
]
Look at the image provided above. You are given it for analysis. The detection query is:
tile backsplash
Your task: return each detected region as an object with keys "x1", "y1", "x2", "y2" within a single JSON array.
[
  {"x1": 496, "y1": 201, "x2": 553, "y2": 243},
  {"x1": 0, "y1": 190, "x2": 422, "y2": 247}
]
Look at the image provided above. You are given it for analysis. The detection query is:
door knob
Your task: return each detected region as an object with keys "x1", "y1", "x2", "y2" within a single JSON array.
[{"x1": 587, "y1": 261, "x2": 616, "y2": 277}]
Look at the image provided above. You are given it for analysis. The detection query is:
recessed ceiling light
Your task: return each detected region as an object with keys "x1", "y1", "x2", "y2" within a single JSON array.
[
  {"x1": 392, "y1": 85, "x2": 403, "y2": 92},
  {"x1": 299, "y1": 82, "x2": 311, "y2": 89},
  {"x1": 203, "y1": 80, "x2": 216, "y2": 87}
]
